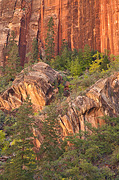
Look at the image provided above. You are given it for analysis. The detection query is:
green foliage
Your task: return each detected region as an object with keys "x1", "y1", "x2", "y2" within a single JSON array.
[
  {"x1": 2, "y1": 97, "x2": 37, "y2": 180},
  {"x1": 70, "y1": 56, "x2": 82, "y2": 76},
  {"x1": 0, "y1": 130, "x2": 6, "y2": 155},
  {"x1": 3, "y1": 114, "x2": 16, "y2": 136},
  {"x1": 45, "y1": 17, "x2": 55, "y2": 62},
  {"x1": 0, "y1": 31, "x2": 22, "y2": 93},
  {"x1": 51, "y1": 41, "x2": 71, "y2": 70},
  {"x1": 0, "y1": 111, "x2": 5, "y2": 130},
  {"x1": 89, "y1": 51, "x2": 102, "y2": 73},
  {"x1": 3, "y1": 31, "x2": 21, "y2": 80},
  {"x1": 0, "y1": 76, "x2": 12, "y2": 93},
  {"x1": 38, "y1": 101, "x2": 66, "y2": 179},
  {"x1": 39, "y1": 103, "x2": 64, "y2": 162},
  {"x1": 32, "y1": 38, "x2": 39, "y2": 63},
  {"x1": 51, "y1": 44, "x2": 95, "y2": 76},
  {"x1": 108, "y1": 55, "x2": 119, "y2": 72},
  {"x1": 83, "y1": 44, "x2": 93, "y2": 69},
  {"x1": 100, "y1": 50, "x2": 110, "y2": 70},
  {"x1": 58, "y1": 84, "x2": 65, "y2": 97},
  {"x1": 89, "y1": 51, "x2": 110, "y2": 74},
  {"x1": 37, "y1": 116, "x2": 119, "y2": 179},
  {"x1": 26, "y1": 38, "x2": 39, "y2": 65},
  {"x1": 111, "y1": 146, "x2": 119, "y2": 165},
  {"x1": 25, "y1": 38, "x2": 39, "y2": 69}
]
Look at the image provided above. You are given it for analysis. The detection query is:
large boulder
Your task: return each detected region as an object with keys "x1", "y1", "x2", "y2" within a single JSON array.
[
  {"x1": 60, "y1": 72, "x2": 119, "y2": 136},
  {"x1": 0, "y1": 62, "x2": 61, "y2": 111}
]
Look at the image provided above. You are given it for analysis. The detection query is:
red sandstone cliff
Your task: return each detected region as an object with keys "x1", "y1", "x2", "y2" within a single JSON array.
[{"x1": 0, "y1": 0, "x2": 119, "y2": 66}]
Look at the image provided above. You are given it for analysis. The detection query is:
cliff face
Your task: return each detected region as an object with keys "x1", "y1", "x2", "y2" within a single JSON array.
[{"x1": 0, "y1": 0, "x2": 119, "y2": 65}]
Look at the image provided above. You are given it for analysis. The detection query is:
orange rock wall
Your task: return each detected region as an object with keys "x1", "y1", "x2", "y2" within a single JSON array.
[
  {"x1": 39, "y1": 0, "x2": 119, "y2": 55},
  {"x1": 100, "y1": 0, "x2": 119, "y2": 55},
  {"x1": 38, "y1": 0, "x2": 101, "y2": 54},
  {"x1": 0, "y1": 0, "x2": 119, "y2": 65}
]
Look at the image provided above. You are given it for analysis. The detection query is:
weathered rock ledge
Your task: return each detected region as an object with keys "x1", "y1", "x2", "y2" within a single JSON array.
[
  {"x1": 60, "y1": 72, "x2": 119, "y2": 136},
  {"x1": 0, "y1": 62, "x2": 60, "y2": 111},
  {"x1": 0, "y1": 63, "x2": 119, "y2": 138}
]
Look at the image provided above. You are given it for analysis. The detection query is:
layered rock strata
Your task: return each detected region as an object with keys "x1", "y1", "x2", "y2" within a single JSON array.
[
  {"x1": 0, "y1": 0, "x2": 119, "y2": 66},
  {"x1": 0, "y1": 62, "x2": 61, "y2": 111},
  {"x1": 60, "y1": 72, "x2": 119, "y2": 136},
  {"x1": 0, "y1": 62, "x2": 119, "y2": 138}
]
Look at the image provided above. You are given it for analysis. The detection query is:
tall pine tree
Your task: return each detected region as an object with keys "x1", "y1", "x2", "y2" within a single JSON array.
[
  {"x1": 3, "y1": 97, "x2": 37, "y2": 180},
  {"x1": 45, "y1": 17, "x2": 55, "y2": 63},
  {"x1": 38, "y1": 102, "x2": 65, "y2": 179},
  {"x1": 4, "y1": 31, "x2": 21, "y2": 81}
]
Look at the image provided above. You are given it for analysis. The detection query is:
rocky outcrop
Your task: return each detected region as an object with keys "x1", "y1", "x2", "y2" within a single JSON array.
[
  {"x1": 0, "y1": 62, "x2": 119, "y2": 138},
  {"x1": 0, "y1": 0, "x2": 119, "y2": 66},
  {"x1": 0, "y1": 62, "x2": 61, "y2": 111},
  {"x1": 60, "y1": 72, "x2": 119, "y2": 136}
]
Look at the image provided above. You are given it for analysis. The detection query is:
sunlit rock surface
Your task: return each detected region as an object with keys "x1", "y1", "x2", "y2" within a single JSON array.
[
  {"x1": 0, "y1": 62, "x2": 118, "y2": 139},
  {"x1": 60, "y1": 72, "x2": 119, "y2": 136},
  {"x1": 0, "y1": 62, "x2": 60, "y2": 111},
  {"x1": 0, "y1": 0, "x2": 119, "y2": 66}
]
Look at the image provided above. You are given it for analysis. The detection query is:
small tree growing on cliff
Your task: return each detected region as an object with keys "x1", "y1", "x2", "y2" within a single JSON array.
[
  {"x1": 45, "y1": 17, "x2": 55, "y2": 63},
  {"x1": 4, "y1": 31, "x2": 22, "y2": 80},
  {"x1": 0, "y1": 31, "x2": 22, "y2": 93},
  {"x1": 0, "y1": 31, "x2": 21, "y2": 93},
  {"x1": 32, "y1": 38, "x2": 39, "y2": 63},
  {"x1": 25, "y1": 38, "x2": 39, "y2": 66},
  {"x1": 83, "y1": 44, "x2": 93, "y2": 70}
]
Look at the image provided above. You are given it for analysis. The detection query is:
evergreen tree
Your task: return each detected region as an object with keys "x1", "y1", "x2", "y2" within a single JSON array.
[
  {"x1": 2, "y1": 97, "x2": 37, "y2": 180},
  {"x1": 0, "y1": 110, "x2": 5, "y2": 130},
  {"x1": 100, "y1": 50, "x2": 110, "y2": 70},
  {"x1": 0, "y1": 31, "x2": 22, "y2": 93},
  {"x1": 83, "y1": 44, "x2": 93, "y2": 70},
  {"x1": 4, "y1": 31, "x2": 22, "y2": 81},
  {"x1": 45, "y1": 17, "x2": 55, "y2": 62},
  {"x1": 70, "y1": 56, "x2": 82, "y2": 76},
  {"x1": 39, "y1": 116, "x2": 119, "y2": 179},
  {"x1": 89, "y1": 51, "x2": 110, "y2": 73},
  {"x1": 51, "y1": 40, "x2": 72, "y2": 71},
  {"x1": 89, "y1": 51, "x2": 103, "y2": 73},
  {"x1": 78, "y1": 49, "x2": 84, "y2": 69},
  {"x1": 38, "y1": 102, "x2": 65, "y2": 179},
  {"x1": 39, "y1": 103, "x2": 63, "y2": 162},
  {"x1": 25, "y1": 38, "x2": 39, "y2": 66},
  {"x1": 0, "y1": 130, "x2": 6, "y2": 155},
  {"x1": 32, "y1": 38, "x2": 39, "y2": 63}
]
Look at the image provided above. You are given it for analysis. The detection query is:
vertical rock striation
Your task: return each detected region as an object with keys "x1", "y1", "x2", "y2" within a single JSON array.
[{"x1": 0, "y1": 0, "x2": 119, "y2": 65}]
